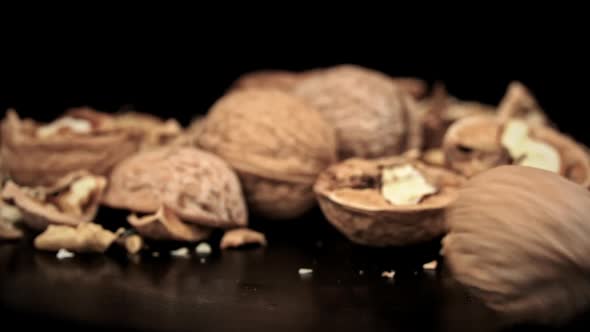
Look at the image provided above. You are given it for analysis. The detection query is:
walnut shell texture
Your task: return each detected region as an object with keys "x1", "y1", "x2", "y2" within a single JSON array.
[
  {"x1": 103, "y1": 147, "x2": 247, "y2": 229},
  {"x1": 314, "y1": 156, "x2": 464, "y2": 246},
  {"x1": 2, "y1": 171, "x2": 106, "y2": 231},
  {"x1": 443, "y1": 165, "x2": 590, "y2": 325},
  {"x1": 230, "y1": 70, "x2": 303, "y2": 92},
  {"x1": 293, "y1": 65, "x2": 422, "y2": 159},
  {"x1": 1, "y1": 110, "x2": 140, "y2": 186},
  {"x1": 198, "y1": 89, "x2": 337, "y2": 220}
]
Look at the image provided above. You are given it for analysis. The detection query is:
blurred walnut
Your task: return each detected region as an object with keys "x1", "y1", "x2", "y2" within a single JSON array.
[
  {"x1": 1, "y1": 110, "x2": 140, "y2": 186},
  {"x1": 443, "y1": 115, "x2": 590, "y2": 186},
  {"x1": 0, "y1": 201, "x2": 23, "y2": 240},
  {"x1": 292, "y1": 65, "x2": 422, "y2": 159},
  {"x1": 418, "y1": 84, "x2": 496, "y2": 149},
  {"x1": 34, "y1": 223, "x2": 118, "y2": 253},
  {"x1": 198, "y1": 89, "x2": 337, "y2": 220},
  {"x1": 443, "y1": 166, "x2": 590, "y2": 325},
  {"x1": 314, "y1": 154, "x2": 464, "y2": 246},
  {"x1": 112, "y1": 111, "x2": 183, "y2": 150},
  {"x1": 103, "y1": 147, "x2": 247, "y2": 229},
  {"x1": 2, "y1": 171, "x2": 106, "y2": 231},
  {"x1": 230, "y1": 70, "x2": 304, "y2": 92}
]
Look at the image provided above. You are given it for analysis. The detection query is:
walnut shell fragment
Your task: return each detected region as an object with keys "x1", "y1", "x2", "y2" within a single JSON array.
[
  {"x1": 103, "y1": 147, "x2": 247, "y2": 228},
  {"x1": 220, "y1": 228, "x2": 267, "y2": 249},
  {"x1": 34, "y1": 223, "x2": 118, "y2": 253},
  {"x1": 314, "y1": 155, "x2": 465, "y2": 246},
  {"x1": 443, "y1": 115, "x2": 590, "y2": 186},
  {"x1": 2, "y1": 172, "x2": 107, "y2": 231},
  {"x1": 497, "y1": 81, "x2": 549, "y2": 126},
  {"x1": 443, "y1": 166, "x2": 590, "y2": 325},
  {"x1": 198, "y1": 89, "x2": 337, "y2": 220},
  {"x1": 1, "y1": 110, "x2": 140, "y2": 187},
  {"x1": 292, "y1": 65, "x2": 422, "y2": 159},
  {"x1": 127, "y1": 205, "x2": 211, "y2": 242}
]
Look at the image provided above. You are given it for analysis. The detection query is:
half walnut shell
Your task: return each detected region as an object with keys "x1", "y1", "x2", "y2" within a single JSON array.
[
  {"x1": 443, "y1": 115, "x2": 590, "y2": 187},
  {"x1": 314, "y1": 156, "x2": 465, "y2": 246},
  {"x1": 103, "y1": 147, "x2": 247, "y2": 229},
  {"x1": 2, "y1": 171, "x2": 107, "y2": 231},
  {"x1": 1, "y1": 110, "x2": 140, "y2": 187}
]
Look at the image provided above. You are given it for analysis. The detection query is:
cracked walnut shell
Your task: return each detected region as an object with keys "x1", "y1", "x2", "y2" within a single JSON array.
[
  {"x1": 1, "y1": 110, "x2": 140, "y2": 186},
  {"x1": 103, "y1": 147, "x2": 247, "y2": 229},
  {"x1": 443, "y1": 115, "x2": 590, "y2": 187},
  {"x1": 198, "y1": 89, "x2": 337, "y2": 220},
  {"x1": 314, "y1": 155, "x2": 465, "y2": 246},
  {"x1": 443, "y1": 165, "x2": 590, "y2": 325},
  {"x1": 2, "y1": 171, "x2": 106, "y2": 231},
  {"x1": 292, "y1": 65, "x2": 422, "y2": 159}
]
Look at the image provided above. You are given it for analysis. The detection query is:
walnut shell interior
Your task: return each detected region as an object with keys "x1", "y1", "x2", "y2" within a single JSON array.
[{"x1": 314, "y1": 156, "x2": 464, "y2": 246}]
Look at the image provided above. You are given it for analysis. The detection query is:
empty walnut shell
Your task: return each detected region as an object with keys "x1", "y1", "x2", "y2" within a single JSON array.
[
  {"x1": 1, "y1": 110, "x2": 140, "y2": 186},
  {"x1": 314, "y1": 156, "x2": 465, "y2": 246},
  {"x1": 2, "y1": 171, "x2": 106, "y2": 231},
  {"x1": 103, "y1": 147, "x2": 247, "y2": 229},
  {"x1": 198, "y1": 89, "x2": 337, "y2": 220},
  {"x1": 443, "y1": 115, "x2": 590, "y2": 186},
  {"x1": 292, "y1": 64, "x2": 422, "y2": 159},
  {"x1": 443, "y1": 165, "x2": 590, "y2": 325}
]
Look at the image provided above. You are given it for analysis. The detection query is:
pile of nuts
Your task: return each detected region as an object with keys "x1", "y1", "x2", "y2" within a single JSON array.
[{"x1": 1, "y1": 64, "x2": 590, "y2": 325}]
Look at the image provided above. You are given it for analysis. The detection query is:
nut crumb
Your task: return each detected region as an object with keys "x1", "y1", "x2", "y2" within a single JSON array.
[
  {"x1": 170, "y1": 247, "x2": 190, "y2": 258},
  {"x1": 423, "y1": 261, "x2": 438, "y2": 270},
  {"x1": 220, "y1": 228, "x2": 267, "y2": 250},
  {"x1": 152, "y1": 251, "x2": 160, "y2": 258},
  {"x1": 298, "y1": 268, "x2": 313, "y2": 276},
  {"x1": 56, "y1": 248, "x2": 74, "y2": 259},
  {"x1": 195, "y1": 242, "x2": 212, "y2": 256},
  {"x1": 381, "y1": 270, "x2": 396, "y2": 279},
  {"x1": 358, "y1": 270, "x2": 364, "y2": 275}
]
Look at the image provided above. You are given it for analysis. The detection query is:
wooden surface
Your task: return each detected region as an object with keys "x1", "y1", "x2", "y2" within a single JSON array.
[{"x1": 1, "y1": 208, "x2": 589, "y2": 332}]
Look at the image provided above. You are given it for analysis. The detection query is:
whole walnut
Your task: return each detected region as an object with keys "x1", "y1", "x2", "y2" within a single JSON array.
[
  {"x1": 103, "y1": 147, "x2": 247, "y2": 229},
  {"x1": 1, "y1": 110, "x2": 140, "y2": 186},
  {"x1": 314, "y1": 153, "x2": 465, "y2": 246},
  {"x1": 198, "y1": 89, "x2": 338, "y2": 220},
  {"x1": 443, "y1": 165, "x2": 590, "y2": 325},
  {"x1": 292, "y1": 65, "x2": 422, "y2": 159}
]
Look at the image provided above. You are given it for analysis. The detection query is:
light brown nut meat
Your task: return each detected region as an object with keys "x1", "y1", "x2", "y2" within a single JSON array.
[
  {"x1": 1, "y1": 110, "x2": 140, "y2": 187},
  {"x1": 443, "y1": 165, "x2": 590, "y2": 325},
  {"x1": 443, "y1": 115, "x2": 590, "y2": 186},
  {"x1": 314, "y1": 155, "x2": 465, "y2": 246},
  {"x1": 292, "y1": 64, "x2": 422, "y2": 159},
  {"x1": 198, "y1": 89, "x2": 337, "y2": 220},
  {"x1": 103, "y1": 147, "x2": 247, "y2": 228},
  {"x1": 220, "y1": 228, "x2": 267, "y2": 249},
  {"x1": 34, "y1": 223, "x2": 118, "y2": 253},
  {"x1": 127, "y1": 205, "x2": 211, "y2": 242},
  {"x1": 2, "y1": 171, "x2": 106, "y2": 231}
]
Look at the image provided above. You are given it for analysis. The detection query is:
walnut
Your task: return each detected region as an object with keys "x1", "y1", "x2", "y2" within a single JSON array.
[
  {"x1": 2, "y1": 171, "x2": 106, "y2": 231},
  {"x1": 198, "y1": 89, "x2": 337, "y2": 220},
  {"x1": 112, "y1": 111, "x2": 183, "y2": 150},
  {"x1": 1, "y1": 110, "x2": 140, "y2": 186},
  {"x1": 314, "y1": 154, "x2": 465, "y2": 246},
  {"x1": 230, "y1": 70, "x2": 304, "y2": 92},
  {"x1": 390, "y1": 77, "x2": 428, "y2": 99},
  {"x1": 497, "y1": 81, "x2": 549, "y2": 126},
  {"x1": 127, "y1": 205, "x2": 211, "y2": 242},
  {"x1": 34, "y1": 222, "x2": 118, "y2": 253},
  {"x1": 0, "y1": 201, "x2": 23, "y2": 240},
  {"x1": 220, "y1": 228, "x2": 267, "y2": 249},
  {"x1": 418, "y1": 83, "x2": 496, "y2": 149},
  {"x1": 443, "y1": 115, "x2": 590, "y2": 186},
  {"x1": 443, "y1": 165, "x2": 590, "y2": 324},
  {"x1": 292, "y1": 64, "x2": 422, "y2": 159},
  {"x1": 103, "y1": 147, "x2": 247, "y2": 229}
]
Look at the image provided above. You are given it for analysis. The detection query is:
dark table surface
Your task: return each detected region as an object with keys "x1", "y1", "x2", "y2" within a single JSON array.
[{"x1": 1, "y1": 208, "x2": 589, "y2": 332}]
